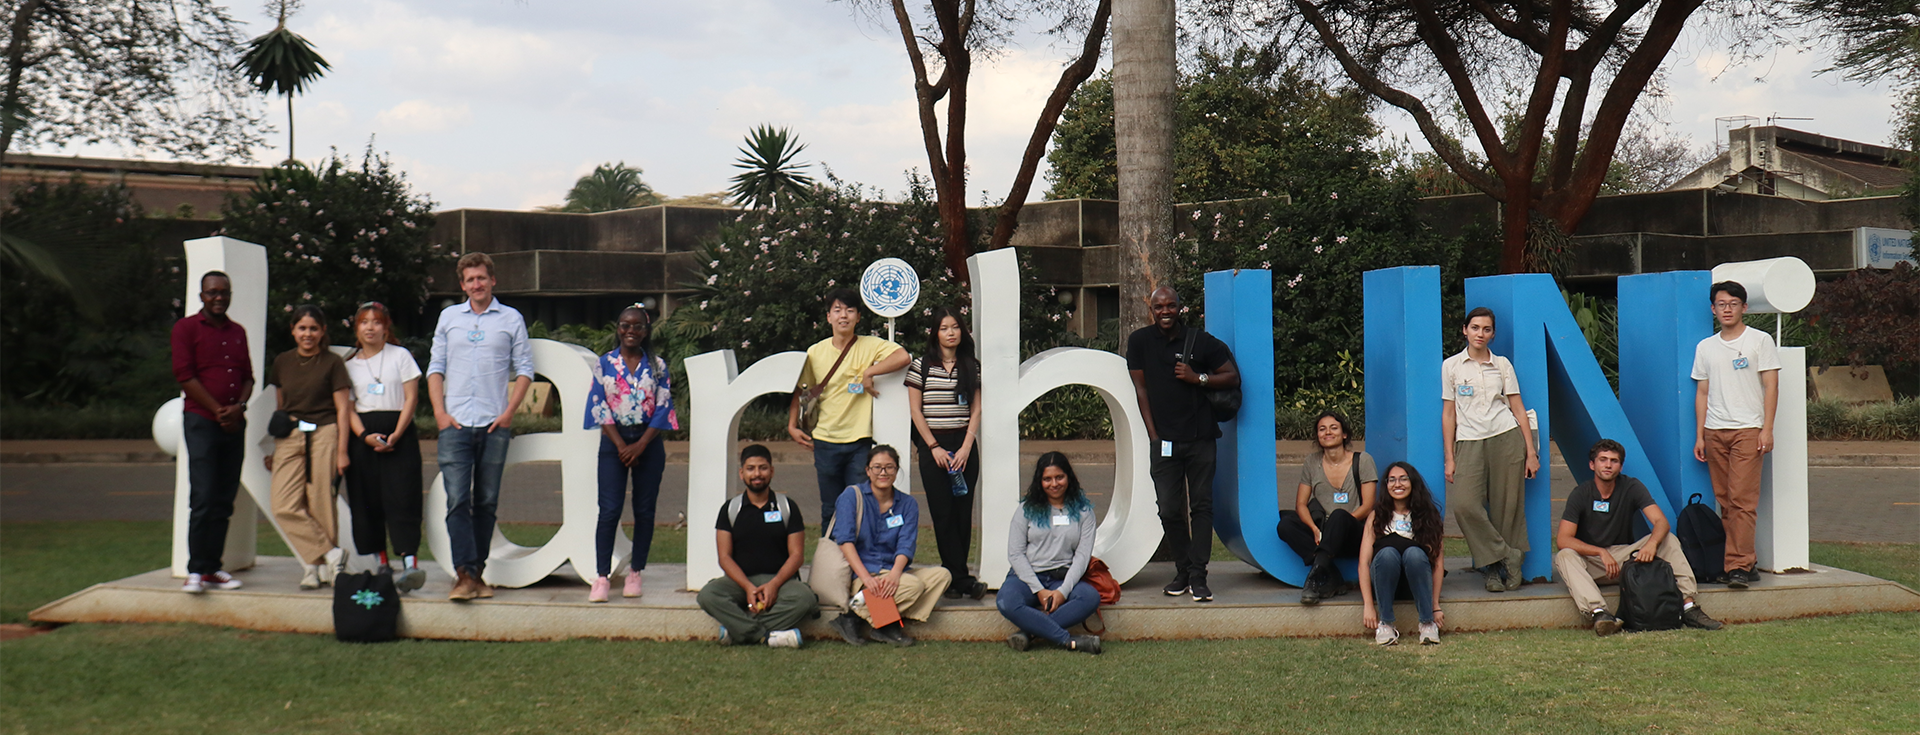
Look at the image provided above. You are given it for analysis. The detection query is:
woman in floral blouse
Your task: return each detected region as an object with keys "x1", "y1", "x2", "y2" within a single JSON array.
[{"x1": 583, "y1": 305, "x2": 678, "y2": 602}]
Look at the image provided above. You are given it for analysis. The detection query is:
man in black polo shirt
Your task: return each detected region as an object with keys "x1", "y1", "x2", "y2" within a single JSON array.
[
  {"x1": 1127, "y1": 286, "x2": 1239, "y2": 602},
  {"x1": 1554, "y1": 439, "x2": 1723, "y2": 636},
  {"x1": 696, "y1": 444, "x2": 818, "y2": 647}
]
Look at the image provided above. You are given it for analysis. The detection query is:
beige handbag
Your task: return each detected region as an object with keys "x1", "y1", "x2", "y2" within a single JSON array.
[{"x1": 808, "y1": 486, "x2": 864, "y2": 612}]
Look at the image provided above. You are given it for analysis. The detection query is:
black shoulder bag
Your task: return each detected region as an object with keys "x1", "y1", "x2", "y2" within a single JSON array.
[{"x1": 1182, "y1": 328, "x2": 1241, "y2": 422}]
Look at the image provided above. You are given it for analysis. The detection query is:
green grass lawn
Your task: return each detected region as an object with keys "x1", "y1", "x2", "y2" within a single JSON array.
[{"x1": 3, "y1": 521, "x2": 1917, "y2": 734}]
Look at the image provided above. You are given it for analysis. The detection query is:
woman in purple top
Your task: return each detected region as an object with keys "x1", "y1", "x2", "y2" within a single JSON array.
[{"x1": 582, "y1": 305, "x2": 678, "y2": 602}]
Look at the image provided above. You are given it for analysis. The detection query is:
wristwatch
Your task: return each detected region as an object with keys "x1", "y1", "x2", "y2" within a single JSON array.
[{"x1": 1198, "y1": 372, "x2": 1210, "y2": 386}]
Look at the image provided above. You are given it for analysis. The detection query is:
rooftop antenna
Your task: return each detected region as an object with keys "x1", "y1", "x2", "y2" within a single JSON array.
[{"x1": 1715, "y1": 115, "x2": 1759, "y2": 153}]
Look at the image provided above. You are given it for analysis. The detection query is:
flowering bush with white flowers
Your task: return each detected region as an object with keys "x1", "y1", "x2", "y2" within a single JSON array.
[{"x1": 220, "y1": 145, "x2": 449, "y2": 351}]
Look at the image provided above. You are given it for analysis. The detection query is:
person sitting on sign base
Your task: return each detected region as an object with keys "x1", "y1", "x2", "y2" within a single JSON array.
[
  {"x1": 1358, "y1": 462, "x2": 1445, "y2": 646},
  {"x1": 696, "y1": 444, "x2": 817, "y2": 648},
  {"x1": 827, "y1": 445, "x2": 951, "y2": 646},
  {"x1": 997, "y1": 451, "x2": 1103, "y2": 654},
  {"x1": 1554, "y1": 439, "x2": 1724, "y2": 636},
  {"x1": 1275, "y1": 410, "x2": 1377, "y2": 605}
]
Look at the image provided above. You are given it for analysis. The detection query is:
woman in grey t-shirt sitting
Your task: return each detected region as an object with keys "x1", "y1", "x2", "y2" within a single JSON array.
[
  {"x1": 996, "y1": 451, "x2": 1102, "y2": 654},
  {"x1": 1275, "y1": 411, "x2": 1378, "y2": 605}
]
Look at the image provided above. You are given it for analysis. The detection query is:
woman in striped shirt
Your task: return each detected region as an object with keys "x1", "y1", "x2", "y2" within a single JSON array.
[{"x1": 907, "y1": 306, "x2": 987, "y2": 599}]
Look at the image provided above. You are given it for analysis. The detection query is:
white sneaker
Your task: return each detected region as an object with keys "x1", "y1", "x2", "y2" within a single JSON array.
[
  {"x1": 300, "y1": 564, "x2": 322, "y2": 590},
  {"x1": 322, "y1": 548, "x2": 345, "y2": 585},
  {"x1": 1418, "y1": 622, "x2": 1440, "y2": 645},
  {"x1": 205, "y1": 571, "x2": 243, "y2": 591},
  {"x1": 767, "y1": 629, "x2": 803, "y2": 649},
  {"x1": 182, "y1": 573, "x2": 206, "y2": 594},
  {"x1": 1374, "y1": 623, "x2": 1400, "y2": 646},
  {"x1": 394, "y1": 562, "x2": 425, "y2": 593}
]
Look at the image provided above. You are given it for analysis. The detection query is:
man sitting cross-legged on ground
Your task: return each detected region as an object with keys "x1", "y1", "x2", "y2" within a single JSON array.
[
  {"x1": 696, "y1": 444, "x2": 819, "y2": 648},
  {"x1": 1554, "y1": 439, "x2": 1724, "y2": 636}
]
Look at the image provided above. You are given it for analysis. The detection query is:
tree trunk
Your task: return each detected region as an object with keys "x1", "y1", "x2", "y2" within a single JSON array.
[
  {"x1": 1, "y1": 0, "x2": 46, "y2": 163},
  {"x1": 1114, "y1": 0, "x2": 1176, "y2": 332},
  {"x1": 285, "y1": 94, "x2": 295, "y2": 163},
  {"x1": 988, "y1": 0, "x2": 1112, "y2": 252}
]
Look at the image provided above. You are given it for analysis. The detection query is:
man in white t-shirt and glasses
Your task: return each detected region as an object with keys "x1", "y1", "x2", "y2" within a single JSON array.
[{"x1": 1690, "y1": 280, "x2": 1779, "y2": 589}]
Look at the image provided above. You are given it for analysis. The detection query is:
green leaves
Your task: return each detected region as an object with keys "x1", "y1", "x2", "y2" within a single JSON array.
[
  {"x1": 728, "y1": 125, "x2": 817, "y2": 210},
  {"x1": 234, "y1": 25, "x2": 332, "y2": 97}
]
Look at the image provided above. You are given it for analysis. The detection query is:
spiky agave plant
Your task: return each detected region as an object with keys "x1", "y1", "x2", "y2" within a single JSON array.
[
  {"x1": 235, "y1": 4, "x2": 331, "y2": 161},
  {"x1": 728, "y1": 125, "x2": 816, "y2": 210}
]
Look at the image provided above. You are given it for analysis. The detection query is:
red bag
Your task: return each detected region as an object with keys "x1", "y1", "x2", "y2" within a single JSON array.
[{"x1": 1085, "y1": 557, "x2": 1121, "y2": 605}]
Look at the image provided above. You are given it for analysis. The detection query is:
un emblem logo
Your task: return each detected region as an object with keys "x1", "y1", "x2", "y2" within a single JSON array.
[{"x1": 860, "y1": 257, "x2": 920, "y2": 318}]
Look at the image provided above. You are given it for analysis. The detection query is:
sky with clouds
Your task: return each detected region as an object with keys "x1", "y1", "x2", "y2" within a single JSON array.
[{"x1": 35, "y1": 1, "x2": 1908, "y2": 211}]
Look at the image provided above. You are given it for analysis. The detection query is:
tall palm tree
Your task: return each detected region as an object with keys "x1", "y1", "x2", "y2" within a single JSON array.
[
  {"x1": 235, "y1": 1, "x2": 331, "y2": 162},
  {"x1": 728, "y1": 125, "x2": 815, "y2": 210},
  {"x1": 1113, "y1": 0, "x2": 1176, "y2": 330},
  {"x1": 562, "y1": 162, "x2": 659, "y2": 212}
]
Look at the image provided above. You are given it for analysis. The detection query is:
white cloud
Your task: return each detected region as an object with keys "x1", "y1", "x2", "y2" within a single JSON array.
[{"x1": 373, "y1": 100, "x2": 473, "y2": 134}]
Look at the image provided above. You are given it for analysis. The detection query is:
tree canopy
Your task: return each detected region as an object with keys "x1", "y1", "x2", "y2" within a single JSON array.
[
  {"x1": 561, "y1": 162, "x2": 662, "y2": 213},
  {"x1": 2, "y1": 0, "x2": 267, "y2": 162},
  {"x1": 1047, "y1": 47, "x2": 1379, "y2": 203}
]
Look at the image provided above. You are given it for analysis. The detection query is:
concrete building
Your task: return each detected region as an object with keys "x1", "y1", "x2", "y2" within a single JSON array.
[
  {"x1": 1, "y1": 153, "x2": 265, "y2": 218},
  {"x1": 1668, "y1": 125, "x2": 1910, "y2": 200}
]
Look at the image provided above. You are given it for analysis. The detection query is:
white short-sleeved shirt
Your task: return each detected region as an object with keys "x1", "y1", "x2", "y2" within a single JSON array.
[
  {"x1": 1691, "y1": 327, "x2": 1780, "y2": 430},
  {"x1": 345, "y1": 345, "x2": 423, "y2": 413},
  {"x1": 1442, "y1": 349, "x2": 1521, "y2": 442}
]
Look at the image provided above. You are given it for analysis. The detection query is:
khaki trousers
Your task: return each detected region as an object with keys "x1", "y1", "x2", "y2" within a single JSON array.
[
  {"x1": 271, "y1": 424, "x2": 340, "y2": 563},
  {"x1": 1553, "y1": 534, "x2": 1699, "y2": 615},
  {"x1": 1704, "y1": 428, "x2": 1761, "y2": 571},
  {"x1": 1453, "y1": 427, "x2": 1528, "y2": 569},
  {"x1": 851, "y1": 566, "x2": 952, "y2": 623}
]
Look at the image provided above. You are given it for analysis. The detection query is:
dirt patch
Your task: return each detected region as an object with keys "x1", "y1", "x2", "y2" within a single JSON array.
[{"x1": 0, "y1": 623, "x2": 62, "y2": 641}]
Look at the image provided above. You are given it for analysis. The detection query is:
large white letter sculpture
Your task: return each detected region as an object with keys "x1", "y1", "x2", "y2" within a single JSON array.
[
  {"x1": 970, "y1": 248, "x2": 1161, "y2": 587},
  {"x1": 422, "y1": 339, "x2": 607, "y2": 588}
]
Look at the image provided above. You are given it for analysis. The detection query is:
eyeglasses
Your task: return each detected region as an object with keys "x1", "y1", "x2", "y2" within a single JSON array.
[
  {"x1": 1386, "y1": 476, "x2": 1412, "y2": 485},
  {"x1": 867, "y1": 464, "x2": 898, "y2": 473},
  {"x1": 1712, "y1": 301, "x2": 1743, "y2": 310}
]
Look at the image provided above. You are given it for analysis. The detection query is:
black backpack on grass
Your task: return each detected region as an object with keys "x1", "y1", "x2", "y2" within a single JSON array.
[
  {"x1": 1675, "y1": 493, "x2": 1726, "y2": 583},
  {"x1": 1618, "y1": 558, "x2": 1684, "y2": 632},
  {"x1": 333, "y1": 568, "x2": 400, "y2": 643}
]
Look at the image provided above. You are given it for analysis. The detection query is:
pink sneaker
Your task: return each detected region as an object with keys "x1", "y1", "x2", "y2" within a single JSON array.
[
  {"x1": 623, "y1": 571, "x2": 643, "y2": 598},
  {"x1": 588, "y1": 576, "x2": 610, "y2": 603}
]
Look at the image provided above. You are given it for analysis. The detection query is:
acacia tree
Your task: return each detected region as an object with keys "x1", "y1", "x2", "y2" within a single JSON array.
[
  {"x1": 1, "y1": 0, "x2": 266, "y2": 162},
  {"x1": 1208, "y1": 0, "x2": 1786, "y2": 273},
  {"x1": 853, "y1": 0, "x2": 1112, "y2": 284}
]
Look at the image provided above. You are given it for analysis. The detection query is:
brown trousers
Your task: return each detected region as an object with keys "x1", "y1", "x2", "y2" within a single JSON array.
[
  {"x1": 1553, "y1": 534, "x2": 1699, "y2": 615},
  {"x1": 271, "y1": 424, "x2": 340, "y2": 563},
  {"x1": 1704, "y1": 428, "x2": 1761, "y2": 571}
]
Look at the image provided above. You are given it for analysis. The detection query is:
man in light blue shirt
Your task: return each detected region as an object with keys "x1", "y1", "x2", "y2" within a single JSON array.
[{"x1": 428, "y1": 252, "x2": 534, "y2": 601}]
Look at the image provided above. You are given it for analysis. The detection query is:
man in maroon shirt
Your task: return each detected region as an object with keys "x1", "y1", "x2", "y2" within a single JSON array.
[{"x1": 171, "y1": 271, "x2": 254, "y2": 593}]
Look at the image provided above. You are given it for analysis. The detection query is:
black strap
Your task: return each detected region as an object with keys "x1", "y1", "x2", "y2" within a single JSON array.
[{"x1": 807, "y1": 339, "x2": 858, "y2": 399}]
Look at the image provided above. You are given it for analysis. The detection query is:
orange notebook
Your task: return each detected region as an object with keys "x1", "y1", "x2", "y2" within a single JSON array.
[{"x1": 865, "y1": 592, "x2": 903, "y2": 628}]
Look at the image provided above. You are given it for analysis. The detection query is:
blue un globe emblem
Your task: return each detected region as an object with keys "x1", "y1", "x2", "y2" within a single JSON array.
[{"x1": 860, "y1": 258, "x2": 920, "y2": 318}]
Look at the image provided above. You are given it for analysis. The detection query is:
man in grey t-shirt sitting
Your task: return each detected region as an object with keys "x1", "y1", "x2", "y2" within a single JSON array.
[{"x1": 1554, "y1": 439, "x2": 1723, "y2": 636}]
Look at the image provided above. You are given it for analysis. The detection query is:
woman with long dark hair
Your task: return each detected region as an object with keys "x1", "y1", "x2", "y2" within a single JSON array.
[
  {"x1": 1275, "y1": 411, "x2": 1378, "y2": 604},
  {"x1": 907, "y1": 305, "x2": 986, "y2": 599},
  {"x1": 264, "y1": 304, "x2": 352, "y2": 589},
  {"x1": 343, "y1": 302, "x2": 426, "y2": 591},
  {"x1": 582, "y1": 304, "x2": 677, "y2": 602},
  {"x1": 996, "y1": 452, "x2": 1103, "y2": 654},
  {"x1": 1358, "y1": 462, "x2": 1446, "y2": 645}
]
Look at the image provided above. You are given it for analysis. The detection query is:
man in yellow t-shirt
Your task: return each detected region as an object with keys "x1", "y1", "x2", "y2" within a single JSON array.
[{"x1": 787, "y1": 288, "x2": 908, "y2": 526}]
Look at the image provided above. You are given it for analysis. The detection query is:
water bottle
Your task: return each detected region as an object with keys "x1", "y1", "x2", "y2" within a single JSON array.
[{"x1": 948, "y1": 467, "x2": 969, "y2": 496}]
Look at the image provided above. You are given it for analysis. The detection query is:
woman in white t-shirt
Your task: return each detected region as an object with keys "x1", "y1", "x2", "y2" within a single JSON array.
[{"x1": 343, "y1": 302, "x2": 426, "y2": 592}]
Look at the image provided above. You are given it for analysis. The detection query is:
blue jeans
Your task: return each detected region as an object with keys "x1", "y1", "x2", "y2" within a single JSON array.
[
  {"x1": 438, "y1": 425, "x2": 512, "y2": 575},
  {"x1": 996, "y1": 570, "x2": 1101, "y2": 645},
  {"x1": 596, "y1": 428, "x2": 666, "y2": 577},
  {"x1": 1370, "y1": 545, "x2": 1436, "y2": 625},
  {"x1": 813, "y1": 437, "x2": 871, "y2": 528}
]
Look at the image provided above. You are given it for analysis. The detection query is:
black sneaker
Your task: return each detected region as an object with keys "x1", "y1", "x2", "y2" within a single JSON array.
[
  {"x1": 966, "y1": 579, "x2": 990, "y2": 600},
  {"x1": 1299, "y1": 566, "x2": 1326, "y2": 605},
  {"x1": 1006, "y1": 632, "x2": 1031, "y2": 652},
  {"x1": 1162, "y1": 570, "x2": 1191, "y2": 597},
  {"x1": 1681, "y1": 605, "x2": 1724, "y2": 630},
  {"x1": 829, "y1": 614, "x2": 868, "y2": 646},
  {"x1": 1592, "y1": 610, "x2": 1623, "y2": 637},
  {"x1": 870, "y1": 622, "x2": 915, "y2": 647},
  {"x1": 942, "y1": 587, "x2": 965, "y2": 599},
  {"x1": 1068, "y1": 634, "x2": 1103, "y2": 655},
  {"x1": 1727, "y1": 568, "x2": 1759, "y2": 589},
  {"x1": 1190, "y1": 579, "x2": 1213, "y2": 602}
]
